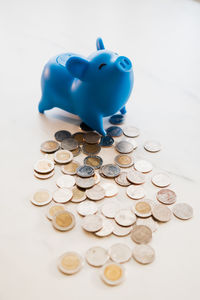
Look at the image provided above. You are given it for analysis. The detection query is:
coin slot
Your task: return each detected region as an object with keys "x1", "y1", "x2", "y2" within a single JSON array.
[{"x1": 98, "y1": 63, "x2": 107, "y2": 70}]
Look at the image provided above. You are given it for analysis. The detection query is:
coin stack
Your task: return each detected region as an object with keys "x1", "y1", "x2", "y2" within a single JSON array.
[{"x1": 31, "y1": 116, "x2": 194, "y2": 286}]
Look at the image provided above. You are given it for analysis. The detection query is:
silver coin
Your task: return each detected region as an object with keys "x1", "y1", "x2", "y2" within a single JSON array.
[
  {"x1": 99, "y1": 166, "x2": 107, "y2": 178},
  {"x1": 114, "y1": 154, "x2": 134, "y2": 168},
  {"x1": 34, "y1": 169, "x2": 55, "y2": 179},
  {"x1": 31, "y1": 189, "x2": 52, "y2": 206},
  {"x1": 58, "y1": 251, "x2": 83, "y2": 275},
  {"x1": 34, "y1": 159, "x2": 54, "y2": 174},
  {"x1": 113, "y1": 223, "x2": 132, "y2": 237},
  {"x1": 83, "y1": 132, "x2": 101, "y2": 144},
  {"x1": 86, "y1": 185, "x2": 105, "y2": 201},
  {"x1": 144, "y1": 140, "x2": 162, "y2": 152},
  {"x1": 101, "y1": 164, "x2": 121, "y2": 178},
  {"x1": 82, "y1": 143, "x2": 101, "y2": 155},
  {"x1": 132, "y1": 244, "x2": 155, "y2": 264},
  {"x1": 172, "y1": 203, "x2": 193, "y2": 220},
  {"x1": 82, "y1": 214, "x2": 103, "y2": 232},
  {"x1": 101, "y1": 263, "x2": 125, "y2": 286},
  {"x1": 152, "y1": 173, "x2": 171, "y2": 187},
  {"x1": 136, "y1": 216, "x2": 158, "y2": 232},
  {"x1": 100, "y1": 135, "x2": 114, "y2": 147},
  {"x1": 109, "y1": 243, "x2": 132, "y2": 263},
  {"x1": 152, "y1": 204, "x2": 172, "y2": 222},
  {"x1": 115, "y1": 140, "x2": 136, "y2": 154},
  {"x1": 127, "y1": 185, "x2": 145, "y2": 200},
  {"x1": 127, "y1": 170, "x2": 145, "y2": 185},
  {"x1": 85, "y1": 246, "x2": 109, "y2": 267},
  {"x1": 115, "y1": 209, "x2": 136, "y2": 227},
  {"x1": 71, "y1": 186, "x2": 86, "y2": 203},
  {"x1": 134, "y1": 160, "x2": 152, "y2": 173},
  {"x1": 131, "y1": 225, "x2": 152, "y2": 244},
  {"x1": 101, "y1": 201, "x2": 120, "y2": 219},
  {"x1": 84, "y1": 155, "x2": 103, "y2": 169},
  {"x1": 61, "y1": 138, "x2": 78, "y2": 151},
  {"x1": 106, "y1": 126, "x2": 123, "y2": 137},
  {"x1": 77, "y1": 165, "x2": 95, "y2": 178},
  {"x1": 54, "y1": 150, "x2": 73, "y2": 164},
  {"x1": 123, "y1": 126, "x2": 140, "y2": 138},
  {"x1": 77, "y1": 200, "x2": 98, "y2": 216},
  {"x1": 54, "y1": 130, "x2": 71, "y2": 142},
  {"x1": 53, "y1": 188, "x2": 73, "y2": 203},
  {"x1": 100, "y1": 183, "x2": 118, "y2": 197},
  {"x1": 95, "y1": 218, "x2": 114, "y2": 237},
  {"x1": 157, "y1": 189, "x2": 176, "y2": 205},
  {"x1": 40, "y1": 140, "x2": 60, "y2": 153},
  {"x1": 109, "y1": 114, "x2": 124, "y2": 125},
  {"x1": 75, "y1": 176, "x2": 95, "y2": 189},
  {"x1": 56, "y1": 175, "x2": 75, "y2": 189},
  {"x1": 115, "y1": 172, "x2": 131, "y2": 187}
]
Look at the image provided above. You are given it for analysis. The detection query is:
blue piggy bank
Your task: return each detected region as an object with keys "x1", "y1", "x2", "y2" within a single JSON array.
[{"x1": 38, "y1": 37, "x2": 134, "y2": 135}]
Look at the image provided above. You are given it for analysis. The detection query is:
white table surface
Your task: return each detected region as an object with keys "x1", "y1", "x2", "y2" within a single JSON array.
[{"x1": 1, "y1": 0, "x2": 200, "y2": 299}]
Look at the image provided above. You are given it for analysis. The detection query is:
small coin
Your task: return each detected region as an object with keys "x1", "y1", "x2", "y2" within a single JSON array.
[
  {"x1": 115, "y1": 140, "x2": 136, "y2": 154},
  {"x1": 72, "y1": 132, "x2": 85, "y2": 145},
  {"x1": 172, "y1": 203, "x2": 193, "y2": 220},
  {"x1": 157, "y1": 189, "x2": 176, "y2": 205},
  {"x1": 40, "y1": 140, "x2": 60, "y2": 153},
  {"x1": 54, "y1": 150, "x2": 73, "y2": 164},
  {"x1": 75, "y1": 176, "x2": 95, "y2": 189},
  {"x1": 123, "y1": 126, "x2": 140, "y2": 138},
  {"x1": 114, "y1": 154, "x2": 134, "y2": 168},
  {"x1": 77, "y1": 200, "x2": 98, "y2": 216},
  {"x1": 113, "y1": 223, "x2": 132, "y2": 237},
  {"x1": 101, "y1": 263, "x2": 124, "y2": 286},
  {"x1": 101, "y1": 201, "x2": 120, "y2": 219},
  {"x1": 84, "y1": 155, "x2": 103, "y2": 169},
  {"x1": 94, "y1": 172, "x2": 101, "y2": 184},
  {"x1": 54, "y1": 130, "x2": 71, "y2": 142},
  {"x1": 52, "y1": 210, "x2": 75, "y2": 231},
  {"x1": 77, "y1": 165, "x2": 95, "y2": 178},
  {"x1": 115, "y1": 172, "x2": 131, "y2": 187},
  {"x1": 127, "y1": 170, "x2": 145, "y2": 185},
  {"x1": 101, "y1": 164, "x2": 121, "y2": 178},
  {"x1": 83, "y1": 132, "x2": 101, "y2": 144},
  {"x1": 144, "y1": 140, "x2": 162, "y2": 152},
  {"x1": 61, "y1": 161, "x2": 80, "y2": 175},
  {"x1": 152, "y1": 204, "x2": 172, "y2": 222},
  {"x1": 82, "y1": 214, "x2": 103, "y2": 232},
  {"x1": 132, "y1": 244, "x2": 155, "y2": 264},
  {"x1": 109, "y1": 114, "x2": 124, "y2": 125},
  {"x1": 71, "y1": 186, "x2": 86, "y2": 203},
  {"x1": 80, "y1": 122, "x2": 93, "y2": 131},
  {"x1": 152, "y1": 173, "x2": 171, "y2": 188},
  {"x1": 106, "y1": 126, "x2": 123, "y2": 137},
  {"x1": 31, "y1": 189, "x2": 52, "y2": 206},
  {"x1": 131, "y1": 225, "x2": 152, "y2": 244},
  {"x1": 134, "y1": 160, "x2": 152, "y2": 173},
  {"x1": 34, "y1": 169, "x2": 55, "y2": 179},
  {"x1": 56, "y1": 175, "x2": 75, "y2": 189},
  {"x1": 100, "y1": 183, "x2": 118, "y2": 197},
  {"x1": 58, "y1": 252, "x2": 83, "y2": 274},
  {"x1": 85, "y1": 247, "x2": 109, "y2": 267},
  {"x1": 70, "y1": 146, "x2": 81, "y2": 157},
  {"x1": 61, "y1": 138, "x2": 78, "y2": 151},
  {"x1": 109, "y1": 243, "x2": 132, "y2": 264},
  {"x1": 46, "y1": 204, "x2": 65, "y2": 220},
  {"x1": 136, "y1": 216, "x2": 158, "y2": 232},
  {"x1": 34, "y1": 159, "x2": 55, "y2": 174},
  {"x1": 115, "y1": 209, "x2": 136, "y2": 227},
  {"x1": 95, "y1": 218, "x2": 114, "y2": 237},
  {"x1": 100, "y1": 135, "x2": 114, "y2": 147},
  {"x1": 134, "y1": 201, "x2": 152, "y2": 218},
  {"x1": 82, "y1": 143, "x2": 101, "y2": 155},
  {"x1": 127, "y1": 185, "x2": 145, "y2": 200},
  {"x1": 86, "y1": 185, "x2": 105, "y2": 201},
  {"x1": 53, "y1": 188, "x2": 73, "y2": 203}
]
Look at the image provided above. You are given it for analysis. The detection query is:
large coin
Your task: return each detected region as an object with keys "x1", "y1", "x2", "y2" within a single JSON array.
[
  {"x1": 52, "y1": 210, "x2": 75, "y2": 231},
  {"x1": 86, "y1": 185, "x2": 105, "y2": 201},
  {"x1": 134, "y1": 160, "x2": 152, "y2": 173},
  {"x1": 115, "y1": 209, "x2": 136, "y2": 226},
  {"x1": 95, "y1": 218, "x2": 114, "y2": 237},
  {"x1": 101, "y1": 263, "x2": 124, "y2": 286},
  {"x1": 82, "y1": 214, "x2": 103, "y2": 232},
  {"x1": 84, "y1": 155, "x2": 103, "y2": 169},
  {"x1": 85, "y1": 246, "x2": 109, "y2": 267},
  {"x1": 61, "y1": 161, "x2": 80, "y2": 175},
  {"x1": 77, "y1": 200, "x2": 98, "y2": 216},
  {"x1": 100, "y1": 182, "x2": 118, "y2": 197},
  {"x1": 152, "y1": 204, "x2": 172, "y2": 222},
  {"x1": 101, "y1": 164, "x2": 120, "y2": 178},
  {"x1": 53, "y1": 188, "x2": 73, "y2": 203},
  {"x1": 56, "y1": 175, "x2": 75, "y2": 189},
  {"x1": 132, "y1": 244, "x2": 155, "y2": 264},
  {"x1": 58, "y1": 252, "x2": 83, "y2": 274},
  {"x1": 77, "y1": 165, "x2": 95, "y2": 178},
  {"x1": 114, "y1": 154, "x2": 134, "y2": 168},
  {"x1": 83, "y1": 132, "x2": 101, "y2": 144},
  {"x1": 109, "y1": 114, "x2": 124, "y2": 125},
  {"x1": 172, "y1": 203, "x2": 193, "y2": 220},
  {"x1": 106, "y1": 126, "x2": 123, "y2": 137},
  {"x1": 152, "y1": 173, "x2": 171, "y2": 187},
  {"x1": 82, "y1": 143, "x2": 101, "y2": 155},
  {"x1": 123, "y1": 126, "x2": 140, "y2": 138},
  {"x1": 75, "y1": 176, "x2": 95, "y2": 189},
  {"x1": 101, "y1": 201, "x2": 120, "y2": 219},
  {"x1": 72, "y1": 132, "x2": 85, "y2": 145},
  {"x1": 40, "y1": 140, "x2": 60, "y2": 153},
  {"x1": 131, "y1": 225, "x2": 152, "y2": 244},
  {"x1": 113, "y1": 223, "x2": 132, "y2": 237},
  {"x1": 157, "y1": 189, "x2": 176, "y2": 205},
  {"x1": 144, "y1": 140, "x2": 161, "y2": 152},
  {"x1": 127, "y1": 185, "x2": 145, "y2": 200},
  {"x1": 134, "y1": 201, "x2": 152, "y2": 218},
  {"x1": 109, "y1": 243, "x2": 132, "y2": 263},
  {"x1": 55, "y1": 130, "x2": 71, "y2": 142},
  {"x1": 34, "y1": 159, "x2": 54, "y2": 174},
  {"x1": 71, "y1": 186, "x2": 86, "y2": 203},
  {"x1": 115, "y1": 140, "x2": 136, "y2": 154},
  {"x1": 46, "y1": 204, "x2": 65, "y2": 220},
  {"x1": 127, "y1": 170, "x2": 145, "y2": 185},
  {"x1": 100, "y1": 135, "x2": 114, "y2": 147},
  {"x1": 115, "y1": 172, "x2": 131, "y2": 187},
  {"x1": 31, "y1": 189, "x2": 52, "y2": 206},
  {"x1": 136, "y1": 216, "x2": 158, "y2": 232},
  {"x1": 54, "y1": 150, "x2": 73, "y2": 164},
  {"x1": 61, "y1": 138, "x2": 78, "y2": 151}
]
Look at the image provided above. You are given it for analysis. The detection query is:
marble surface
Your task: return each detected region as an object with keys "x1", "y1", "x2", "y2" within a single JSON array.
[{"x1": 0, "y1": 0, "x2": 200, "y2": 299}]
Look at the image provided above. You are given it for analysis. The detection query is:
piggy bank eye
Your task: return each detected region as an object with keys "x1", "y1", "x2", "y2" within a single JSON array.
[{"x1": 98, "y1": 63, "x2": 107, "y2": 70}]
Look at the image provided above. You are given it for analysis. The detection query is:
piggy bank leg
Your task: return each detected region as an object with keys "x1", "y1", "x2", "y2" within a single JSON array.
[
  {"x1": 38, "y1": 96, "x2": 53, "y2": 114},
  {"x1": 82, "y1": 114, "x2": 106, "y2": 136},
  {"x1": 120, "y1": 106, "x2": 127, "y2": 115}
]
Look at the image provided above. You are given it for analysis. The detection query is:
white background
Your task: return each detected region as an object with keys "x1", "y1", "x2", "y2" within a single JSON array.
[{"x1": 0, "y1": 0, "x2": 200, "y2": 299}]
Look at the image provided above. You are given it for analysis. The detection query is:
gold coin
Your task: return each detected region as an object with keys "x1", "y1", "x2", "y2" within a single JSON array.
[
  {"x1": 135, "y1": 201, "x2": 152, "y2": 218},
  {"x1": 52, "y1": 210, "x2": 75, "y2": 231},
  {"x1": 58, "y1": 252, "x2": 83, "y2": 274},
  {"x1": 31, "y1": 189, "x2": 52, "y2": 206},
  {"x1": 40, "y1": 140, "x2": 60, "y2": 153},
  {"x1": 61, "y1": 161, "x2": 80, "y2": 175},
  {"x1": 34, "y1": 159, "x2": 54, "y2": 174},
  {"x1": 101, "y1": 263, "x2": 124, "y2": 285},
  {"x1": 82, "y1": 143, "x2": 101, "y2": 155},
  {"x1": 71, "y1": 186, "x2": 86, "y2": 203},
  {"x1": 85, "y1": 156, "x2": 101, "y2": 167},
  {"x1": 115, "y1": 154, "x2": 134, "y2": 168},
  {"x1": 46, "y1": 205, "x2": 65, "y2": 220},
  {"x1": 54, "y1": 150, "x2": 73, "y2": 164},
  {"x1": 34, "y1": 169, "x2": 55, "y2": 179}
]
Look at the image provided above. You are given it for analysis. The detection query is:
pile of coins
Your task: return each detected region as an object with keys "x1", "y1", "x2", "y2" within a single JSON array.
[{"x1": 31, "y1": 116, "x2": 194, "y2": 286}]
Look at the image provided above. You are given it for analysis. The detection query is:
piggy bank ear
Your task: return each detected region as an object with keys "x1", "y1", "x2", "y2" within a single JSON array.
[
  {"x1": 66, "y1": 56, "x2": 89, "y2": 81},
  {"x1": 96, "y1": 37, "x2": 105, "y2": 50}
]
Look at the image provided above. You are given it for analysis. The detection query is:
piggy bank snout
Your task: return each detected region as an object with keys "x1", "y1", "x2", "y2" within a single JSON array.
[{"x1": 115, "y1": 56, "x2": 132, "y2": 72}]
